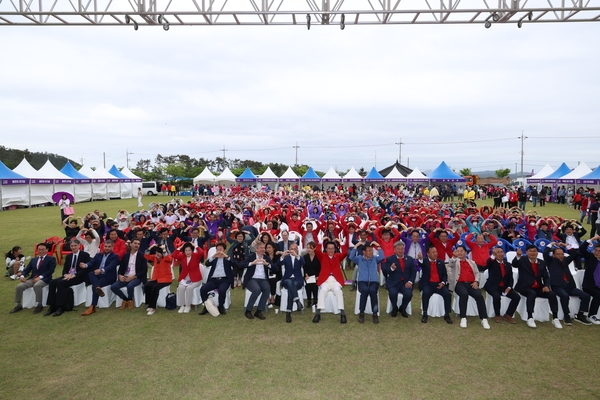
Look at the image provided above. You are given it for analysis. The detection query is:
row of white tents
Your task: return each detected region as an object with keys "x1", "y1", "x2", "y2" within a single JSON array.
[{"x1": 0, "y1": 159, "x2": 142, "y2": 209}]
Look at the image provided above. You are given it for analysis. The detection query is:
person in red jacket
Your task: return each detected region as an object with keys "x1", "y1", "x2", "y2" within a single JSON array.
[
  {"x1": 466, "y1": 232, "x2": 498, "y2": 270},
  {"x1": 172, "y1": 243, "x2": 203, "y2": 314},
  {"x1": 429, "y1": 229, "x2": 459, "y2": 262},
  {"x1": 143, "y1": 245, "x2": 173, "y2": 316},
  {"x1": 312, "y1": 239, "x2": 348, "y2": 324}
]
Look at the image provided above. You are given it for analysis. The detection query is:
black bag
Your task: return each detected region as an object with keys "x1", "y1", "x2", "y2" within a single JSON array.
[
  {"x1": 63, "y1": 288, "x2": 74, "y2": 312},
  {"x1": 165, "y1": 293, "x2": 177, "y2": 310}
]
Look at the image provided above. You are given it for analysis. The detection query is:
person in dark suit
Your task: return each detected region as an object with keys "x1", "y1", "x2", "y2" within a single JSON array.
[
  {"x1": 150, "y1": 228, "x2": 176, "y2": 254},
  {"x1": 512, "y1": 244, "x2": 562, "y2": 329},
  {"x1": 556, "y1": 224, "x2": 587, "y2": 270},
  {"x1": 276, "y1": 230, "x2": 300, "y2": 254},
  {"x1": 200, "y1": 242, "x2": 235, "y2": 316},
  {"x1": 582, "y1": 236, "x2": 600, "y2": 324},
  {"x1": 45, "y1": 240, "x2": 91, "y2": 317},
  {"x1": 111, "y1": 238, "x2": 148, "y2": 309},
  {"x1": 381, "y1": 241, "x2": 416, "y2": 319},
  {"x1": 484, "y1": 247, "x2": 520, "y2": 324},
  {"x1": 240, "y1": 242, "x2": 276, "y2": 320},
  {"x1": 418, "y1": 245, "x2": 453, "y2": 324},
  {"x1": 80, "y1": 240, "x2": 120, "y2": 316},
  {"x1": 279, "y1": 243, "x2": 305, "y2": 323},
  {"x1": 10, "y1": 243, "x2": 57, "y2": 314}
]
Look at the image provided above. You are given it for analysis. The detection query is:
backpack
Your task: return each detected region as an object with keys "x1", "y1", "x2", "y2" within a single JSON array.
[{"x1": 165, "y1": 293, "x2": 177, "y2": 310}]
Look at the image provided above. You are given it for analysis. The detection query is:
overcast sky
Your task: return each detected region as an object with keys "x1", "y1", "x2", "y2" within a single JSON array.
[{"x1": 1, "y1": 11, "x2": 599, "y2": 175}]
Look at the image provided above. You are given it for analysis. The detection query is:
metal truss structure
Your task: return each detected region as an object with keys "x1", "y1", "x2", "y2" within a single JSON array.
[{"x1": 0, "y1": 0, "x2": 599, "y2": 29}]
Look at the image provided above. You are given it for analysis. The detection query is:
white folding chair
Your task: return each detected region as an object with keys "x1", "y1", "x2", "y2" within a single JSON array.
[
  {"x1": 354, "y1": 288, "x2": 380, "y2": 315},
  {"x1": 22, "y1": 285, "x2": 49, "y2": 308},
  {"x1": 115, "y1": 284, "x2": 145, "y2": 308},
  {"x1": 85, "y1": 284, "x2": 116, "y2": 308},
  {"x1": 385, "y1": 294, "x2": 413, "y2": 315}
]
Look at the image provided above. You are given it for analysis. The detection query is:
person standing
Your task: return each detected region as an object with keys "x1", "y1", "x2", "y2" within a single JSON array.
[
  {"x1": 137, "y1": 187, "x2": 143, "y2": 207},
  {"x1": 58, "y1": 194, "x2": 71, "y2": 223},
  {"x1": 582, "y1": 237, "x2": 600, "y2": 324}
]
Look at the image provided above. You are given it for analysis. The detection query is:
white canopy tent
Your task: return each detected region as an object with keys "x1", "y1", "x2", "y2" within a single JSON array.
[
  {"x1": 38, "y1": 160, "x2": 76, "y2": 202},
  {"x1": 385, "y1": 166, "x2": 408, "y2": 183},
  {"x1": 279, "y1": 166, "x2": 300, "y2": 186},
  {"x1": 406, "y1": 167, "x2": 428, "y2": 183},
  {"x1": 79, "y1": 166, "x2": 108, "y2": 200},
  {"x1": 0, "y1": 160, "x2": 29, "y2": 209},
  {"x1": 13, "y1": 158, "x2": 53, "y2": 206},
  {"x1": 120, "y1": 167, "x2": 143, "y2": 195},
  {"x1": 93, "y1": 166, "x2": 121, "y2": 198},
  {"x1": 258, "y1": 167, "x2": 278, "y2": 188},
  {"x1": 342, "y1": 167, "x2": 364, "y2": 186},
  {"x1": 526, "y1": 164, "x2": 555, "y2": 184},
  {"x1": 215, "y1": 167, "x2": 237, "y2": 186},
  {"x1": 557, "y1": 162, "x2": 592, "y2": 184},
  {"x1": 193, "y1": 167, "x2": 217, "y2": 185},
  {"x1": 321, "y1": 167, "x2": 342, "y2": 185}
]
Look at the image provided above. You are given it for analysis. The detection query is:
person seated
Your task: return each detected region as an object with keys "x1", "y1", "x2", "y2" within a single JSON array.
[
  {"x1": 418, "y1": 246, "x2": 452, "y2": 324},
  {"x1": 312, "y1": 239, "x2": 348, "y2": 324},
  {"x1": 5, "y1": 246, "x2": 25, "y2": 280},
  {"x1": 200, "y1": 242, "x2": 234, "y2": 316},
  {"x1": 447, "y1": 245, "x2": 490, "y2": 329},
  {"x1": 110, "y1": 239, "x2": 148, "y2": 310},
  {"x1": 544, "y1": 243, "x2": 592, "y2": 325},
  {"x1": 80, "y1": 240, "x2": 120, "y2": 316},
  {"x1": 381, "y1": 241, "x2": 415, "y2": 319},
  {"x1": 350, "y1": 241, "x2": 385, "y2": 324},
  {"x1": 302, "y1": 242, "x2": 321, "y2": 308},
  {"x1": 556, "y1": 224, "x2": 587, "y2": 270},
  {"x1": 172, "y1": 243, "x2": 203, "y2": 314},
  {"x1": 279, "y1": 243, "x2": 305, "y2": 323},
  {"x1": 44, "y1": 241, "x2": 91, "y2": 317},
  {"x1": 582, "y1": 236, "x2": 600, "y2": 325},
  {"x1": 143, "y1": 245, "x2": 173, "y2": 316},
  {"x1": 483, "y1": 247, "x2": 520, "y2": 324},
  {"x1": 512, "y1": 245, "x2": 562, "y2": 329},
  {"x1": 240, "y1": 242, "x2": 276, "y2": 320}
]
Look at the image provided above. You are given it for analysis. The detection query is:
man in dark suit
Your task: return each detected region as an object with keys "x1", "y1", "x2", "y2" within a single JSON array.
[
  {"x1": 556, "y1": 223, "x2": 587, "y2": 270},
  {"x1": 279, "y1": 243, "x2": 305, "y2": 323},
  {"x1": 44, "y1": 240, "x2": 91, "y2": 317},
  {"x1": 418, "y1": 246, "x2": 453, "y2": 324},
  {"x1": 484, "y1": 247, "x2": 520, "y2": 324},
  {"x1": 10, "y1": 242, "x2": 57, "y2": 314},
  {"x1": 150, "y1": 227, "x2": 176, "y2": 254},
  {"x1": 582, "y1": 236, "x2": 600, "y2": 324},
  {"x1": 200, "y1": 242, "x2": 235, "y2": 316},
  {"x1": 513, "y1": 244, "x2": 562, "y2": 329},
  {"x1": 240, "y1": 242, "x2": 277, "y2": 320},
  {"x1": 111, "y1": 238, "x2": 148, "y2": 309},
  {"x1": 382, "y1": 241, "x2": 416, "y2": 318},
  {"x1": 80, "y1": 240, "x2": 120, "y2": 316},
  {"x1": 277, "y1": 230, "x2": 300, "y2": 254}
]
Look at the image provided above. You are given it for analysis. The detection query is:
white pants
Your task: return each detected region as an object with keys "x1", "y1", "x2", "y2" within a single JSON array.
[
  {"x1": 176, "y1": 281, "x2": 202, "y2": 306},
  {"x1": 317, "y1": 276, "x2": 344, "y2": 311},
  {"x1": 138, "y1": 197, "x2": 143, "y2": 207}
]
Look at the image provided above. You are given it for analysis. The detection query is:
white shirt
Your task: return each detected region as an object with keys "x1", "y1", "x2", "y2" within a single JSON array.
[
  {"x1": 212, "y1": 257, "x2": 226, "y2": 278},
  {"x1": 252, "y1": 256, "x2": 267, "y2": 279},
  {"x1": 408, "y1": 242, "x2": 421, "y2": 259},
  {"x1": 126, "y1": 252, "x2": 137, "y2": 276},
  {"x1": 565, "y1": 235, "x2": 579, "y2": 250}
]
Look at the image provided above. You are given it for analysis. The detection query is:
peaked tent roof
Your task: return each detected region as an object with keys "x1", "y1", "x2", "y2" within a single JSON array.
[
  {"x1": 279, "y1": 166, "x2": 300, "y2": 182},
  {"x1": 343, "y1": 167, "x2": 364, "y2": 183},
  {"x1": 539, "y1": 163, "x2": 571, "y2": 183},
  {"x1": 13, "y1": 158, "x2": 42, "y2": 179},
  {"x1": 301, "y1": 167, "x2": 321, "y2": 181},
  {"x1": 79, "y1": 165, "x2": 112, "y2": 182},
  {"x1": 365, "y1": 167, "x2": 385, "y2": 182},
  {"x1": 527, "y1": 164, "x2": 555, "y2": 183},
  {"x1": 91, "y1": 166, "x2": 120, "y2": 182},
  {"x1": 120, "y1": 166, "x2": 142, "y2": 181},
  {"x1": 38, "y1": 160, "x2": 74, "y2": 184},
  {"x1": 193, "y1": 167, "x2": 217, "y2": 185},
  {"x1": 386, "y1": 166, "x2": 407, "y2": 182},
  {"x1": 321, "y1": 167, "x2": 342, "y2": 182},
  {"x1": 108, "y1": 165, "x2": 131, "y2": 180},
  {"x1": 215, "y1": 167, "x2": 237, "y2": 184},
  {"x1": 557, "y1": 162, "x2": 592, "y2": 184},
  {"x1": 0, "y1": 160, "x2": 29, "y2": 184},
  {"x1": 236, "y1": 167, "x2": 258, "y2": 182},
  {"x1": 379, "y1": 161, "x2": 412, "y2": 177},
  {"x1": 258, "y1": 167, "x2": 278, "y2": 182},
  {"x1": 577, "y1": 166, "x2": 600, "y2": 184},
  {"x1": 428, "y1": 162, "x2": 466, "y2": 182},
  {"x1": 406, "y1": 167, "x2": 428, "y2": 182},
  {"x1": 61, "y1": 161, "x2": 91, "y2": 181}
]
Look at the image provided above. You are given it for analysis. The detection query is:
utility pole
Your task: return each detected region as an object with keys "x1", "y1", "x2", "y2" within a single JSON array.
[
  {"x1": 293, "y1": 142, "x2": 300, "y2": 166},
  {"x1": 126, "y1": 148, "x2": 133, "y2": 169},
  {"x1": 395, "y1": 138, "x2": 404, "y2": 165},
  {"x1": 103, "y1": 152, "x2": 106, "y2": 169},
  {"x1": 220, "y1": 146, "x2": 228, "y2": 170},
  {"x1": 518, "y1": 131, "x2": 527, "y2": 181}
]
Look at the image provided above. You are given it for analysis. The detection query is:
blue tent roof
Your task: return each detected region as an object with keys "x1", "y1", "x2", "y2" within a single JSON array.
[
  {"x1": 428, "y1": 161, "x2": 466, "y2": 182},
  {"x1": 60, "y1": 161, "x2": 90, "y2": 180},
  {"x1": 0, "y1": 160, "x2": 29, "y2": 184},
  {"x1": 540, "y1": 163, "x2": 571, "y2": 182},
  {"x1": 301, "y1": 167, "x2": 321, "y2": 181},
  {"x1": 364, "y1": 167, "x2": 385, "y2": 181},
  {"x1": 236, "y1": 167, "x2": 257, "y2": 182},
  {"x1": 108, "y1": 165, "x2": 130, "y2": 180},
  {"x1": 577, "y1": 166, "x2": 600, "y2": 184}
]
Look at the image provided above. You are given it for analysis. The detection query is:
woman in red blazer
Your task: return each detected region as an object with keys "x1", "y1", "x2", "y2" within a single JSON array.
[{"x1": 172, "y1": 243, "x2": 203, "y2": 313}]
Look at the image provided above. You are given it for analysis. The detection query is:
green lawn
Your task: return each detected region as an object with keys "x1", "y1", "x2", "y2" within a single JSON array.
[{"x1": 1, "y1": 198, "x2": 599, "y2": 400}]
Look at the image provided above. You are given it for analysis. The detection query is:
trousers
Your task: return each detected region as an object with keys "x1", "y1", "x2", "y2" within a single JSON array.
[
  {"x1": 454, "y1": 282, "x2": 487, "y2": 319},
  {"x1": 317, "y1": 276, "x2": 344, "y2": 311}
]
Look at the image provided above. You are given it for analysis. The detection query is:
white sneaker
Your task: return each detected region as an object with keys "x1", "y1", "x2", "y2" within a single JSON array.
[
  {"x1": 552, "y1": 318, "x2": 563, "y2": 329},
  {"x1": 268, "y1": 304, "x2": 273, "y2": 309},
  {"x1": 481, "y1": 319, "x2": 491, "y2": 330},
  {"x1": 527, "y1": 318, "x2": 537, "y2": 328},
  {"x1": 178, "y1": 306, "x2": 185, "y2": 314},
  {"x1": 591, "y1": 316, "x2": 600, "y2": 325},
  {"x1": 460, "y1": 318, "x2": 467, "y2": 328},
  {"x1": 147, "y1": 308, "x2": 155, "y2": 316},
  {"x1": 9, "y1": 274, "x2": 17, "y2": 280},
  {"x1": 183, "y1": 306, "x2": 191, "y2": 313}
]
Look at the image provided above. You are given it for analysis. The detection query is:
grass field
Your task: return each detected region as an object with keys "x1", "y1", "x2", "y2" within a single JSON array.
[{"x1": 1, "y1": 197, "x2": 599, "y2": 400}]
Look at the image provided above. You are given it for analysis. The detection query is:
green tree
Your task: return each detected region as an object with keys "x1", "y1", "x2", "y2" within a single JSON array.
[
  {"x1": 495, "y1": 168, "x2": 511, "y2": 178},
  {"x1": 459, "y1": 168, "x2": 472, "y2": 176}
]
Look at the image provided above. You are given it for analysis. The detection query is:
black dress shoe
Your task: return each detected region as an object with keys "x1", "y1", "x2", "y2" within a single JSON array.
[
  {"x1": 358, "y1": 313, "x2": 365, "y2": 324},
  {"x1": 218, "y1": 305, "x2": 226, "y2": 315},
  {"x1": 44, "y1": 307, "x2": 56, "y2": 317},
  {"x1": 340, "y1": 313, "x2": 347, "y2": 324},
  {"x1": 295, "y1": 300, "x2": 304, "y2": 311},
  {"x1": 254, "y1": 310, "x2": 266, "y2": 320},
  {"x1": 52, "y1": 308, "x2": 64, "y2": 317},
  {"x1": 444, "y1": 315, "x2": 453, "y2": 324},
  {"x1": 421, "y1": 315, "x2": 428, "y2": 323},
  {"x1": 312, "y1": 313, "x2": 321, "y2": 323},
  {"x1": 9, "y1": 305, "x2": 23, "y2": 314},
  {"x1": 399, "y1": 309, "x2": 409, "y2": 318},
  {"x1": 391, "y1": 309, "x2": 398, "y2": 318},
  {"x1": 286, "y1": 312, "x2": 292, "y2": 323},
  {"x1": 245, "y1": 310, "x2": 254, "y2": 319},
  {"x1": 373, "y1": 314, "x2": 379, "y2": 324},
  {"x1": 199, "y1": 306, "x2": 208, "y2": 315},
  {"x1": 32, "y1": 305, "x2": 44, "y2": 314}
]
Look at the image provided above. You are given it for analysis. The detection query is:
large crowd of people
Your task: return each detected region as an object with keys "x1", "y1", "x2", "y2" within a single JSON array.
[{"x1": 5, "y1": 183, "x2": 600, "y2": 330}]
